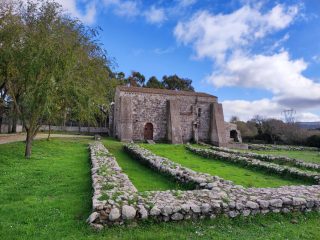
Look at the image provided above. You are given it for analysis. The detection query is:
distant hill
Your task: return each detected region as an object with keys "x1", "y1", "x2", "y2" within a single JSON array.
[{"x1": 297, "y1": 122, "x2": 320, "y2": 130}]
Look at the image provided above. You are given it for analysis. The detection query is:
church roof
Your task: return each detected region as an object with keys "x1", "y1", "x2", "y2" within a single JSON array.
[{"x1": 117, "y1": 86, "x2": 217, "y2": 99}]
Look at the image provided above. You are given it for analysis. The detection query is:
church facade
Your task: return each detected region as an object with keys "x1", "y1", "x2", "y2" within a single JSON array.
[{"x1": 109, "y1": 86, "x2": 242, "y2": 146}]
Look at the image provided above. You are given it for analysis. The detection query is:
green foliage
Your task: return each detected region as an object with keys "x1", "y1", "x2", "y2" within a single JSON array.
[
  {"x1": 0, "y1": 0, "x2": 114, "y2": 157},
  {"x1": 145, "y1": 76, "x2": 163, "y2": 89},
  {"x1": 127, "y1": 71, "x2": 145, "y2": 87},
  {"x1": 306, "y1": 135, "x2": 320, "y2": 148},
  {"x1": 141, "y1": 144, "x2": 308, "y2": 187},
  {"x1": 162, "y1": 74, "x2": 194, "y2": 91},
  {"x1": 0, "y1": 139, "x2": 320, "y2": 239}
]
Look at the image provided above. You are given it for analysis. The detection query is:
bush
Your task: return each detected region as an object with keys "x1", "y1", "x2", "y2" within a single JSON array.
[{"x1": 306, "y1": 135, "x2": 320, "y2": 148}]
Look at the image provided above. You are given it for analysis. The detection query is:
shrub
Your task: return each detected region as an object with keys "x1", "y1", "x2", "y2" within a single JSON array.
[{"x1": 306, "y1": 135, "x2": 320, "y2": 148}]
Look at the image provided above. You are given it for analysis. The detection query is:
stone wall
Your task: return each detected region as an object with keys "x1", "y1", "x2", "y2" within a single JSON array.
[
  {"x1": 40, "y1": 125, "x2": 108, "y2": 134},
  {"x1": 112, "y1": 86, "x2": 224, "y2": 144},
  {"x1": 87, "y1": 142, "x2": 320, "y2": 229}
]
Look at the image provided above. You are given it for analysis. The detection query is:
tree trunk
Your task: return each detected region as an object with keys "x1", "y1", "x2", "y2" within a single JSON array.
[
  {"x1": 11, "y1": 116, "x2": 17, "y2": 133},
  {"x1": 47, "y1": 123, "x2": 51, "y2": 141},
  {"x1": 0, "y1": 115, "x2": 2, "y2": 134},
  {"x1": 25, "y1": 129, "x2": 33, "y2": 159}
]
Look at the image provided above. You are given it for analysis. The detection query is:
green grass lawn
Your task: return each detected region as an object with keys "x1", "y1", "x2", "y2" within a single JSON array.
[
  {"x1": 141, "y1": 144, "x2": 310, "y2": 188},
  {"x1": 1, "y1": 138, "x2": 320, "y2": 240},
  {"x1": 102, "y1": 138, "x2": 186, "y2": 191},
  {"x1": 250, "y1": 150, "x2": 320, "y2": 164}
]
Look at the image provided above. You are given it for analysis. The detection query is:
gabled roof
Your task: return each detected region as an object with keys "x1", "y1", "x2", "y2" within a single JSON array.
[{"x1": 117, "y1": 86, "x2": 217, "y2": 99}]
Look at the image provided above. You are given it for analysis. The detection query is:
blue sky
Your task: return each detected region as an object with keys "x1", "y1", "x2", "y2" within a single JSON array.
[{"x1": 47, "y1": 0, "x2": 320, "y2": 121}]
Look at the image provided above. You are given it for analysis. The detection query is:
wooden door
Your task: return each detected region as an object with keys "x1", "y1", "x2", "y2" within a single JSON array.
[{"x1": 144, "y1": 123, "x2": 153, "y2": 140}]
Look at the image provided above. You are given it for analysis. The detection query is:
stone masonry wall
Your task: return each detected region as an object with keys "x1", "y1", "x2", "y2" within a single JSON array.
[{"x1": 113, "y1": 87, "x2": 217, "y2": 143}]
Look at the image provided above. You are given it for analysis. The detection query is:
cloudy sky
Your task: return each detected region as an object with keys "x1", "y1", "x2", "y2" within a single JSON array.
[{"x1": 35, "y1": 0, "x2": 320, "y2": 122}]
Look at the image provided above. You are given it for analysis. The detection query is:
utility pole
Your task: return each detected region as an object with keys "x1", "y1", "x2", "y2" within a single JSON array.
[{"x1": 282, "y1": 109, "x2": 296, "y2": 123}]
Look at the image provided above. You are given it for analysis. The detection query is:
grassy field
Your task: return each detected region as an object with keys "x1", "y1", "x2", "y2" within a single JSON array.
[
  {"x1": 102, "y1": 138, "x2": 187, "y2": 191},
  {"x1": 141, "y1": 144, "x2": 310, "y2": 188},
  {"x1": 0, "y1": 138, "x2": 320, "y2": 240},
  {"x1": 250, "y1": 150, "x2": 320, "y2": 164}
]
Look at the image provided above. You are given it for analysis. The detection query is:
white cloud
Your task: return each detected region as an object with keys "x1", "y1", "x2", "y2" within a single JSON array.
[
  {"x1": 222, "y1": 98, "x2": 281, "y2": 121},
  {"x1": 209, "y1": 51, "x2": 320, "y2": 104},
  {"x1": 144, "y1": 5, "x2": 166, "y2": 25},
  {"x1": 113, "y1": 1, "x2": 139, "y2": 17},
  {"x1": 297, "y1": 112, "x2": 320, "y2": 122},
  {"x1": 103, "y1": 0, "x2": 139, "y2": 18},
  {"x1": 174, "y1": 3, "x2": 320, "y2": 121},
  {"x1": 17, "y1": 0, "x2": 98, "y2": 24},
  {"x1": 222, "y1": 98, "x2": 320, "y2": 122},
  {"x1": 174, "y1": 4, "x2": 298, "y2": 63}
]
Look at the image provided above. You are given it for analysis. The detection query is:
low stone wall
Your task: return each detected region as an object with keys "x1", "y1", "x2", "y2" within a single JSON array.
[
  {"x1": 87, "y1": 142, "x2": 320, "y2": 229},
  {"x1": 124, "y1": 144, "x2": 234, "y2": 190},
  {"x1": 187, "y1": 145, "x2": 320, "y2": 185},
  {"x1": 0, "y1": 124, "x2": 23, "y2": 133},
  {"x1": 40, "y1": 125, "x2": 109, "y2": 134},
  {"x1": 209, "y1": 145, "x2": 320, "y2": 172},
  {"x1": 248, "y1": 144, "x2": 319, "y2": 151}
]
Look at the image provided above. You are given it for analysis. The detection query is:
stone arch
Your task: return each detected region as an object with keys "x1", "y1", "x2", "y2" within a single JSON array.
[
  {"x1": 230, "y1": 130, "x2": 239, "y2": 142},
  {"x1": 144, "y1": 122, "x2": 154, "y2": 140}
]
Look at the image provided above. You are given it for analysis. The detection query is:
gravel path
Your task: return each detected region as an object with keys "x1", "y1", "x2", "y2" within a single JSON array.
[{"x1": 0, "y1": 133, "x2": 93, "y2": 144}]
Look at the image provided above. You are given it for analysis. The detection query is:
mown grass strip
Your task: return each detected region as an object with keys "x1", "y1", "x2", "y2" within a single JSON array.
[
  {"x1": 0, "y1": 139, "x2": 320, "y2": 239},
  {"x1": 102, "y1": 138, "x2": 187, "y2": 191},
  {"x1": 141, "y1": 144, "x2": 309, "y2": 188},
  {"x1": 250, "y1": 150, "x2": 320, "y2": 164},
  {"x1": 200, "y1": 144, "x2": 320, "y2": 173}
]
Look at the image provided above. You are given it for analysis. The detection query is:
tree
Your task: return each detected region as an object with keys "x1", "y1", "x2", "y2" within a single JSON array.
[
  {"x1": 0, "y1": 0, "x2": 24, "y2": 133},
  {"x1": 127, "y1": 71, "x2": 145, "y2": 87},
  {"x1": 146, "y1": 76, "x2": 163, "y2": 89},
  {"x1": 162, "y1": 74, "x2": 194, "y2": 91},
  {"x1": 230, "y1": 116, "x2": 240, "y2": 123},
  {"x1": 1, "y1": 0, "x2": 113, "y2": 158}
]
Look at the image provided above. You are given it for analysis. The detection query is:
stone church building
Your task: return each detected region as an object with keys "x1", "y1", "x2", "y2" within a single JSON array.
[{"x1": 109, "y1": 86, "x2": 242, "y2": 146}]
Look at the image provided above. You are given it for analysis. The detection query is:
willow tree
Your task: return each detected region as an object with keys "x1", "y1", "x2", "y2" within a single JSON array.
[{"x1": 1, "y1": 0, "x2": 112, "y2": 158}]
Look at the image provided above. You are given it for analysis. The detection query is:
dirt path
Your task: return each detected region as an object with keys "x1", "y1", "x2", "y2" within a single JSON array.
[{"x1": 0, "y1": 133, "x2": 93, "y2": 145}]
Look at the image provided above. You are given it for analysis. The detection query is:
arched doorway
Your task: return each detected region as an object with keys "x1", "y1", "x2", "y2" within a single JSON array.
[
  {"x1": 230, "y1": 130, "x2": 239, "y2": 142},
  {"x1": 144, "y1": 123, "x2": 153, "y2": 140}
]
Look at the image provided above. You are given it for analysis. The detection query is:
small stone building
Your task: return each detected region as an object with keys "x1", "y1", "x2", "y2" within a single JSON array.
[{"x1": 109, "y1": 86, "x2": 242, "y2": 146}]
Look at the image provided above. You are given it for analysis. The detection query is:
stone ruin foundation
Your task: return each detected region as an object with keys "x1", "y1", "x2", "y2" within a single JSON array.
[{"x1": 87, "y1": 142, "x2": 320, "y2": 229}]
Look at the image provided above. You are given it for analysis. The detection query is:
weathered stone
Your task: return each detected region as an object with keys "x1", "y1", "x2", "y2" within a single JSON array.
[
  {"x1": 171, "y1": 213, "x2": 184, "y2": 221},
  {"x1": 90, "y1": 223, "x2": 103, "y2": 231},
  {"x1": 242, "y1": 209, "x2": 251, "y2": 216},
  {"x1": 201, "y1": 203, "x2": 211, "y2": 214},
  {"x1": 150, "y1": 206, "x2": 161, "y2": 216},
  {"x1": 236, "y1": 202, "x2": 244, "y2": 210},
  {"x1": 257, "y1": 200, "x2": 269, "y2": 209},
  {"x1": 87, "y1": 212, "x2": 99, "y2": 223},
  {"x1": 122, "y1": 205, "x2": 136, "y2": 220},
  {"x1": 228, "y1": 211, "x2": 239, "y2": 218},
  {"x1": 138, "y1": 205, "x2": 148, "y2": 219},
  {"x1": 161, "y1": 206, "x2": 173, "y2": 216},
  {"x1": 246, "y1": 201, "x2": 259, "y2": 209},
  {"x1": 109, "y1": 208, "x2": 120, "y2": 221},
  {"x1": 269, "y1": 199, "x2": 283, "y2": 208},
  {"x1": 190, "y1": 204, "x2": 201, "y2": 213},
  {"x1": 292, "y1": 197, "x2": 306, "y2": 206}
]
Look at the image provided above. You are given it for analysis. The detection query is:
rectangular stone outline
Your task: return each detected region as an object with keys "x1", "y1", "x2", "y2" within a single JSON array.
[
  {"x1": 186, "y1": 145, "x2": 320, "y2": 184},
  {"x1": 208, "y1": 144, "x2": 320, "y2": 172},
  {"x1": 88, "y1": 142, "x2": 320, "y2": 229}
]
